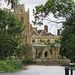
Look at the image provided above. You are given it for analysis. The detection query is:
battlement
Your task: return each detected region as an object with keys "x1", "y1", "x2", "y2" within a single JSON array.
[{"x1": 13, "y1": 4, "x2": 29, "y2": 15}]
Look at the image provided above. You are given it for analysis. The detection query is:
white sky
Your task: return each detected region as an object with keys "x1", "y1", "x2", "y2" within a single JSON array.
[{"x1": 0, "y1": 0, "x2": 11, "y2": 9}]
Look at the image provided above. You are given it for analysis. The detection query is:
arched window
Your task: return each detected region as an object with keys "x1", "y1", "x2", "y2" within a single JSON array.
[
  {"x1": 20, "y1": 16, "x2": 24, "y2": 24},
  {"x1": 32, "y1": 39, "x2": 35, "y2": 43}
]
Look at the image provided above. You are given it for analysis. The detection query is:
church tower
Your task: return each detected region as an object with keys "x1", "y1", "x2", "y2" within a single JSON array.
[{"x1": 13, "y1": 4, "x2": 30, "y2": 45}]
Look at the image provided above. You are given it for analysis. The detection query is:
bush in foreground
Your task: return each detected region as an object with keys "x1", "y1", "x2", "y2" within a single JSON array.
[
  {"x1": 22, "y1": 58, "x2": 36, "y2": 64},
  {"x1": 0, "y1": 59, "x2": 22, "y2": 73}
]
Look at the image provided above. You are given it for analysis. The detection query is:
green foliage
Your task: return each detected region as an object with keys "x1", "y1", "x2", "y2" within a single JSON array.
[
  {"x1": 6, "y1": 59, "x2": 22, "y2": 69},
  {"x1": 58, "y1": 56, "x2": 65, "y2": 60},
  {"x1": 16, "y1": 45, "x2": 25, "y2": 58},
  {"x1": 60, "y1": 13, "x2": 75, "y2": 62},
  {"x1": 55, "y1": 39, "x2": 60, "y2": 43},
  {"x1": 0, "y1": 10, "x2": 24, "y2": 60},
  {"x1": 22, "y1": 58, "x2": 36, "y2": 64},
  {"x1": 43, "y1": 40, "x2": 56, "y2": 48},
  {"x1": 33, "y1": 0, "x2": 75, "y2": 25},
  {"x1": 5, "y1": 0, "x2": 18, "y2": 8},
  {"x1": 0, "y1": 59, "x2": 22, "y2": 73}
]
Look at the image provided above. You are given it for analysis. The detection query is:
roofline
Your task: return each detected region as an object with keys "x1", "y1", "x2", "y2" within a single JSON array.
[
  {"x1": 32, "y1": 44, "x2": 60, "y2": 47},
  {"x1": 31, "y1": 35, "x2": 60, "y2": 37},
  {"x1": 40, "y1": 29, "x2": 48, "y2": 35},
  {"x1": 30, "y1": 29, "x2": 39, "y2": 35}
]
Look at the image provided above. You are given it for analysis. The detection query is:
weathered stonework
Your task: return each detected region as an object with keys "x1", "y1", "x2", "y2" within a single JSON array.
[{"x1": 32, "y1": 45, "x2": 59, "y2": 59}]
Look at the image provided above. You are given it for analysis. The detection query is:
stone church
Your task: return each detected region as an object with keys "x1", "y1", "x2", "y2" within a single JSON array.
[{"x1": 13, "y1": 4, "x2": 60, "y2": 60}]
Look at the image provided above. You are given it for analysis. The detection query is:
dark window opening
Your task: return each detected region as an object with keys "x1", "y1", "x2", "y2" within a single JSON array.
[
  {"x1": 40, "y1": 39, "x2": 42, "y2": 43},
  {"x1": 32, "y1": 39, "x2": 35, "y2": 43},
  {"x1": 50, "y1": 49, "x2": 52, "y2": 55},
  {"x1": 36, "y1": 48, "x2": 38, "y2": 55},
  {"x1": 45, "y1": 52, "x2": 48, "y2": 57}
]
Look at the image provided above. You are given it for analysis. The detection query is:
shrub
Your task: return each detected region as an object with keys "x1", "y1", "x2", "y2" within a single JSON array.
[
  {"x1": 0, "y1": 61, "x2": 12, "y2": 73},
  {"x1": 0, "y1": 59, "x2": 22, "y2": 73},
  {"x1": 22, "y1": 58, "x2": 36, "y2": 64},
  {"x1": 58, "y1": 57, "x2": 65, "y2": 60},
  {"x1": 6, "y1": 59, "x2": 22, "y2": 69}
]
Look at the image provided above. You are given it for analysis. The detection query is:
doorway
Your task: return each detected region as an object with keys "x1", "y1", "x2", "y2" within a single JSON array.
[{"x1": 45, "y1": 51, "x2": 48, "y2": 57}]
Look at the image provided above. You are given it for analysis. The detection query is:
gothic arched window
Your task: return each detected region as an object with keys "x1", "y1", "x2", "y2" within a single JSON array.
[{"x1": 20, "y1": 16, "x2": 24, "y2": 24}]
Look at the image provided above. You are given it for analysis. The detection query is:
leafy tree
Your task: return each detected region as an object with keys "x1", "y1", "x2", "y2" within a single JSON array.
[
  {"x1": 33, "y1": 0, "x2": 75, "y2": 25},
  {"x1": 2, "y1": 0, "x2": 19, "y2": 8},
  {"x1": 60, "y1": 13, "x2": 75, "y2": 62},
  {"x1": 0, "y1": 10, "x2": 24, "y2": 60},
  {"x1": 16, "y1": 45, "x2": 25, "y2": 58}
]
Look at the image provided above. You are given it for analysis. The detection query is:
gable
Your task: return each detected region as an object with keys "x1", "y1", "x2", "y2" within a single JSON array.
[
  {"x1": 40, "y1": 30, "x2": 49, "y2": 36},
  {"x1": 31, "y1": 29, "x2": 38, "y2": 36}
]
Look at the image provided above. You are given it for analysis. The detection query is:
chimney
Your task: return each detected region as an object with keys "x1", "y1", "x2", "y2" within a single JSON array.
[
  {"x1": 57, "y1": 29, "x2": 60, "y2": 35},
  {"x1": 36, "y1": 27, "x2": 37, "y2": 31},
  {"x1": 44, "y1": 25, "x2": 48, "y2": 32}
]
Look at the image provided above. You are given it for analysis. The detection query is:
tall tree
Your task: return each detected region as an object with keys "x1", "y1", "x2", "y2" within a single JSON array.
[
  {"x1": 0, "y1": 10, "x2": 24, "y2": 60},
  {"x1": 60, "y1": 13, "x2": 75, "y2": 62},
  {"x1": 8, "y1": 0, "x2": 19, "y2": 8}
]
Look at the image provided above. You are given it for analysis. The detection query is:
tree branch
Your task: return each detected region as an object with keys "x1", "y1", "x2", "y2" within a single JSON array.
[{"x1": 45, "y1": 16, "x2": 66, "y2": 24}]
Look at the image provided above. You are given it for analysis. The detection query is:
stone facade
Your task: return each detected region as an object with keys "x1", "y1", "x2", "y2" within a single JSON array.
[
  {"x1": 30, "y1": 31, "x2": 60, "y2": 59},
  {"x1": 13, "y1": 4, "x2": 60, "y2": 59},
  {"x1": 32, "y1": 46, "x2": 59, "y2": 59}
]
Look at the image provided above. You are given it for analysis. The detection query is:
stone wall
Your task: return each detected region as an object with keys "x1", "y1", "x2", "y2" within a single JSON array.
[
  {"x1": 31, "y1": 36, "x2": 60, "y2": 44},
  {"x1": 34, "y1": 59, "x2": 71, "y2": 65}
]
